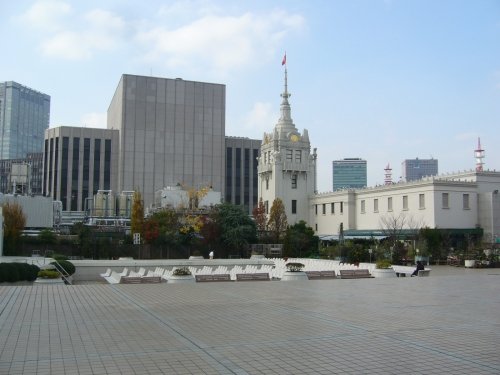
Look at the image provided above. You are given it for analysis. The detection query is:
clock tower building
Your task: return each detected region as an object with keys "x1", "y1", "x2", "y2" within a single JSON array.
[{"x1": 258, "y1": 67, "x2": 317, "y2": 225}]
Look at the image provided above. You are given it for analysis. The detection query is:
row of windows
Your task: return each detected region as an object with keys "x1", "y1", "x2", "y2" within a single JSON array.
[
  {"x1": 315, "y1": 202, "x2": 344, "y2": 215},
  {"x1": 265, "y1": 173, "x2": 299, "y2": 191},
  {"x1": 262, "y1": 149, "x2": 302, "y2": 164},
  {"x1": 359, "y1": 193, "x2": 470, "y2": 214}
]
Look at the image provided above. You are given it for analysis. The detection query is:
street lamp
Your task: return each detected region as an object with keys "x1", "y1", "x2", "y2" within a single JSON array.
[
  {"x1": 368, "y1": 248, "x2": 373, "y2": 263},
  {"x1": 416, "y1": 248, "x2": 419, "y2": 264}
]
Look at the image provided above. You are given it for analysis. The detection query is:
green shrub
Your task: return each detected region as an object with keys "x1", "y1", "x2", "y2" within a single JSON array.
[
  {"x1": 0, "y1": 263, "x2": 19, "y2": 282},
  {"x1": 376, "y1": 259, "x2": 392, "y2": 269},
  {"x1": 0, "y1": 263, "x2": 41, "y2": 282},
  {"x1": 172, "y1": 267, "x2": 192, "y2": 276},
  {"x1": 24, "y1": 264, "x2": 40, "y2": 281},
  {"x1": 286, "y1": 262, "x2": 305, "y2": 272},
  {"x1": 51, "y1": 260, "x2": 75, "y2": 275},
  {"x1": 38, "y1": 270, "x2": 61, "y2": 279},
  {"x1": 51, "y1": 254, "x2": 69, "y2": 261}
]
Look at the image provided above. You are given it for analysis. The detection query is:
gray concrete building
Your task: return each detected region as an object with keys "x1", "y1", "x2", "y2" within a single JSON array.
[
  {"x1": 225, "y1": 136, "x2": 260, "y2": 214},
  {"x1": 44, "y1": 126, "x2": 119, "y2": 211},
  {"x1": 0, "y1": 152, "x2": 43, "y2": 195},
  {"x1": 0, "y1": 81, "x2": 50, "y2": 159},
  {"x1": 108, "y1": 74, "x2": 226, "y2": 208}
]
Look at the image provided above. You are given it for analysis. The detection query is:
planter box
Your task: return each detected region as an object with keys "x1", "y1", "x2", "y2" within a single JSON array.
[
  {"x1": 372, "y1": 268, "x2": 397, "y2": 278},
  {"x1": 464, "y1": 260, "x2": 476, "y2": 268},
  {"x1": 281, "y1": 271, "x2": 308, "y2": 281},
  {"x1": 167, "y1": 275, "x2": 196, "y2": 284}
]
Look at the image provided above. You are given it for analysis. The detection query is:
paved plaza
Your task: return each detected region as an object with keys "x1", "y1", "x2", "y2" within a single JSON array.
[{"x1": 0, "y1": 266, "x2": 499, "y2": 374}]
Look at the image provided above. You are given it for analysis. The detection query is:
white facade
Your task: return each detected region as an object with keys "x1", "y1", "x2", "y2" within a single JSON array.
[
  {"x1": 258, "y1": 74, "x2": 500, "y2": 242},
  {"x1": 311, "y1": 177, "x2": 481, "y2": 235},
  {"x1": 257, "y1": 68, "x2": 316, "y2": 225}
]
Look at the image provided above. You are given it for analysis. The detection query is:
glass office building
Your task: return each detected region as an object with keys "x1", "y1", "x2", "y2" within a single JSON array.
[
  {"x1": 0, "y1": 81, "x2": 50, "y2": 159},
  {"x1": 332, "y1": 158, "x2": 367, "y2": 190},
  {"x1": 402, "y1": 158, "x2": 438, "y2": 181}
]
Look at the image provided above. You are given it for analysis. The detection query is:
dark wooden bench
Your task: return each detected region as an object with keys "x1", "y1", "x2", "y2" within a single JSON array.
[
  {"x1": 120, "y1": 276, "x2": 142, "y2": 284},
  {"x1": 141, "y1": 276, "x2": 162, "y2": 283},
  {"x1": 339, "y1": 269, "x2": 373, "y2": 279},
  {"x1": 121, "y1": 276, "x2": 162, "y2": 284},
  {"x1": 195, "y1": 274, "x2": 231, "y2": 282},
  {"x1": 306, "y1": 271, "x2": 336, "y2": 280},
  {"x1": 236, "y1": 273, "x2": 270, "y2": 281}
]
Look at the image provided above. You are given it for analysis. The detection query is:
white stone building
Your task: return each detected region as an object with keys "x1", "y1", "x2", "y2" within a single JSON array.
[
  {"x1": 259, "y1": 72, "x2": 500, "y2": 244},
  {"x1": 257, "y1": 68, "x2": 316, "y2": 225}
]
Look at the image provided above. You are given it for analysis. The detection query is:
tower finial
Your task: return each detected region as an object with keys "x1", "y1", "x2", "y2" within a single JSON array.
[{"x1": 274, "y1": 53, "x2": 296, "y2": 133}]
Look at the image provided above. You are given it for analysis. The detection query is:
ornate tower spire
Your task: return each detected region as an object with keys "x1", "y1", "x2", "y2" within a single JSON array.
[{"x1": 275, "y1": 65, "x2": 297, "y2": 134}]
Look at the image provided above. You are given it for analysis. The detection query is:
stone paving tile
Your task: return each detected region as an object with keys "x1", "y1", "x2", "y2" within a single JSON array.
[{"x1": 0, "y1": 267, "x2": 499, "y2": 374}]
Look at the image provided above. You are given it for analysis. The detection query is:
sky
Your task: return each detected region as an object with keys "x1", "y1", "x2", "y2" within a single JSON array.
[{"x1": 1, "y1": 0, "x2": 499, "y2": 192}]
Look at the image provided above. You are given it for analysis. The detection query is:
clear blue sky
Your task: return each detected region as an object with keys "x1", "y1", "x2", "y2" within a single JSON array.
[{"x1": 2, "y1": 0, "x2": 499, "y2": 192}]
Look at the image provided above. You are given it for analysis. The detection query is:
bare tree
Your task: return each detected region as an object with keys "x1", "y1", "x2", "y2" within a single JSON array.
[{"x1": 379, "y1": 213, "x2": 409, "y2": 263}]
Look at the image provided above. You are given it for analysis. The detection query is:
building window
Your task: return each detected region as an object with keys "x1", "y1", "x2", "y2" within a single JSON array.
[
  {"x1": 265, "y1": 178, "x2": 269, "y2": 190},
  {"x1": 463, "y1": 194, "x2": 470, "y2": 210},
  {"x1": 322, "y1": 203, "x2": 326, "y2": 215},
  {"x1": 235, "y1": 148, "x2": 241, "y2": 205},
  {"x1": 292, "y1": 200, "x2": 297, "y2": 214},
  {"x1": 331, "y1": 202, "x2": 335, "y2": 214},
  {"x1": 265, "y1": 200, "x2": 269, "y2": 214},
  {"x1": 442, "y1": 193, "x2": 449, "y2": 209},
  {"x1": 361, "y1": 200, "x2": 365, "y2": 214},
  {"x1": 388, "y1": 197, "x2": 393, "y2": 211},
  {"x1": 295, "y1": 150, "x2": 301, "y2": 163},
  {"x1": 263, "y1": 152, "x2": 267, "y2": 164},
  {"x1": 403, "y1": 195, "x2": 408, "y2": 210},
  {"x1": 286, "y1": 149, "x2": 293, "y2": 162},
  {"x1": 419, "y1": 194, "x2": 425, "y2": 209},
  {"x1": 374, "y1": 199, "x2": 379, "y2": 213},
  {"x1": 315, "y1": 223, "x2": 318, "y2": 231},
  {"x1": 291, "y1": 174, "x2": 297, "y2": 189},
  {"x1": 315, "y1": 205, "x2": 318, "y2": 215},
  {"x1": 340, "y1": 202, "x2": 344, "y2": 214}
]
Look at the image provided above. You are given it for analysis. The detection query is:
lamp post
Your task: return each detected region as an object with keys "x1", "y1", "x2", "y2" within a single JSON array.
[
  {"x1": 368, "y1": 248, "x2": 373, "y2": 263},
  {"x1": 416, "y1": 248, "x2": 419, "y2": 264}
]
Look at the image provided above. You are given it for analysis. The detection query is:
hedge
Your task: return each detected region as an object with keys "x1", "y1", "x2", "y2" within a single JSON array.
[{"x1": 0, "y1": 263, "x2": 40, "y2": 283}]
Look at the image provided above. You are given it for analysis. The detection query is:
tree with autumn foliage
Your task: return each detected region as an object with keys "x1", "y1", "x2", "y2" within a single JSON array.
[
  {"x1": 130, "y1": 190, "x2": 144, "y2": 243},
  {"x1": 2, "y1": 201, "x2": 27, "y2": 255},
  {"x1": 268, "y1": 198, "x2": 288, "y2": 243},
  {"x1": 252, "y1": 198, "x2": 267, "y2": 239}
]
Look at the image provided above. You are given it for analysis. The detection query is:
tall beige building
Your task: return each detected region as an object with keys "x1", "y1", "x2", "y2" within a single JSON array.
[{"x1": 108, "y1": 75, "x2": 226, "y2": 208}]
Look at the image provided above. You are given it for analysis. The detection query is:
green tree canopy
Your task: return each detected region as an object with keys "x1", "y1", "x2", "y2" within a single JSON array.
[
  {"x1": 283, "y1": 220, "x2": 319, "y2": 257},
  {"x1": 211, "y1": 203, "x2": 257, "y2": 257}
]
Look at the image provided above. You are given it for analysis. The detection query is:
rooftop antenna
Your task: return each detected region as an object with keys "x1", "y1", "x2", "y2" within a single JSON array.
[
  {"x1": 474, "y1": 137, "x2": 485, "y2": 172},
  {"x1": 384, "y1": 163, "x2": 393, "y2": 185}
]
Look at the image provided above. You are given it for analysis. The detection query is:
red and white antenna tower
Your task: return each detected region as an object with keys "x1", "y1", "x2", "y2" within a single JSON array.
[
  {"x1": 474, "y1": 137, "x2": 485, "y2": 172},
  {"x1": 384, "y1": 163, "x2": 393, "y2": 185}
]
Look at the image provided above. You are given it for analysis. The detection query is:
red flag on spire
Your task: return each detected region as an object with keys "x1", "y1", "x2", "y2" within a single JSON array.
[{"x1": 282, "y1": 53, "x2": 286, "y2": 66}]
